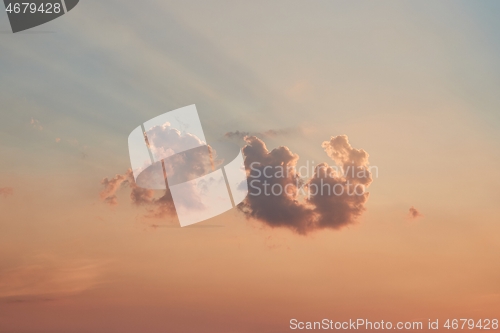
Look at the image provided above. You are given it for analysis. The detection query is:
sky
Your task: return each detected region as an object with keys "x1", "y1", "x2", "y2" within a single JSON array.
[{"x1": 1, "y1": 1, "x2": 500, "y2": 332}]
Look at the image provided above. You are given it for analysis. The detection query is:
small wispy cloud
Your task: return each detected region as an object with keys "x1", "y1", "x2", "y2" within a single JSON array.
[
  {"x1": 409, "y1": 206, "x2": 423, "y2": 219},
  {"x1": 30, "y1": 118, "x2": 43, "y2": 131},
  {"x1": 0, "y1": 187, "x2": 14, "y2": 198},
  {"x1": 0, "y1": 255, "x2": 107, "y2": 303},
  {"x1": 100, "y1": 169, "x2": 177, "y2": 219},
  {"x1": 29, "y1": 118, "x2": 89, "y2": 158},
  {"x1": 224, "y1": 127, "x2": 305, "y2": 140}
]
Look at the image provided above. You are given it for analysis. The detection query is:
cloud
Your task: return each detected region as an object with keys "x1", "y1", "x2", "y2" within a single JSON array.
[
  {"x1": 101, "y1": 121, "x2": 226, "y2": 219},
  {"x1": 100, "y1": 166, "x2": 217, "y2": 220},
  {"x1": 409, "y1": 206, "x2": 423, "y2": 219},
  {"x1": 30, "y1": 118, "x2": 43, "y2": 131},
  {"x1": 239, "y1": 135, "x2": 372, "y2": 235},
  {"x1": 224, "y1": 127, "x2": 304, "y2": 140},
  {"x1": 100, "y1": 169, "x2": 177, "y2": 219},
  {"x1": 162, "y1": 145, "x2": 219, "y2": 186},
  {"x1": 0, "y1": 187, "x2": 14, "y2": 197},
  {"x1": 100, "y1": 134, "x2": 373, "y2": 234},
  {"x1": 100, "y1": 173, "x2": 127, "y2": 206},
  {"x1": 239, "y1": 136, "x2": 314, "y2": 233},
  {"x1": 28, "y1": 118, "x2": 88, "y2": 157},
  {"x1": 138, "y1": 121, "x2": 219, "y2": 187},
  {"x1": 146, "y1": 122, "x2": 206, "y2": 161},
  {"x1": 0, "y1": 256, "x2": 105, "y2": 302},
  {"x1": 224, "y1": 130, "x2": 251, "y2": 140},
  {"x1": 322, "y1": 135, "x2": 373, "y2": 186}
]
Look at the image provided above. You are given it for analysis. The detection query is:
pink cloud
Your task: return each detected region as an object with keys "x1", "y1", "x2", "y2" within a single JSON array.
[
  {"x1": 99, "y1": 134, "x2": 374, "y2": 234},
  {"x1": 409, "y1": 206, "x2": 423, "y2": 219},
  {"x1": 0, "y1": 256, "x2": 105, "y2": 302},
  {"x1": 224, "y1": 127, "x2": 304, "y2": 140},
  {"x1": 239, "y1": 135, "x2": 373, "y2": 234},
  {"x1": 30, "y1": 118, "x2": 43, "y2": 131},
  {"x1": 0, "y1": 187, "x2": 14, "y2": 198},
  {"x1": 100, "y1": 169, "x2": 176, "y2": 219}
]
